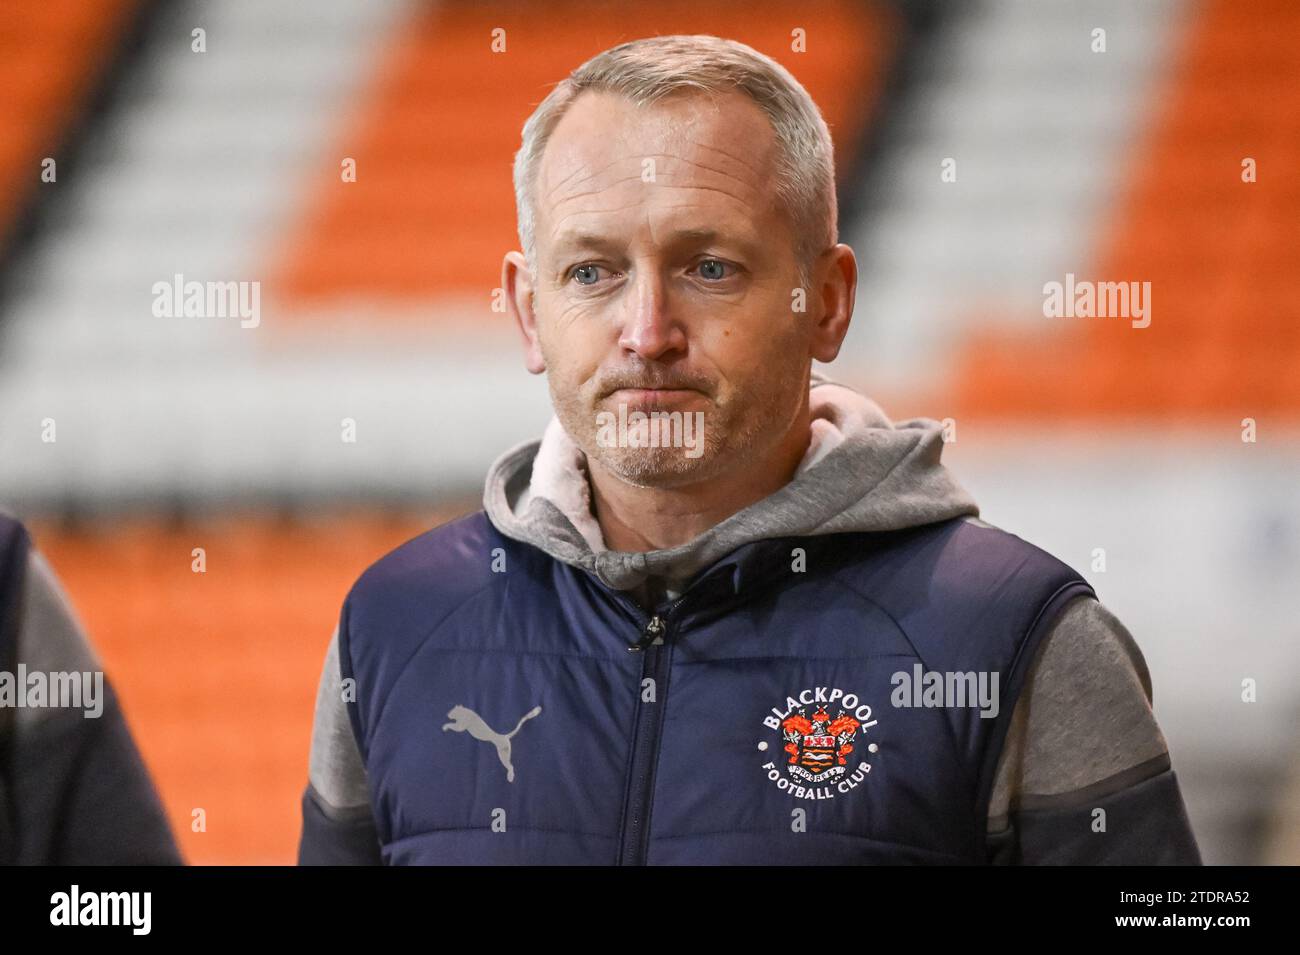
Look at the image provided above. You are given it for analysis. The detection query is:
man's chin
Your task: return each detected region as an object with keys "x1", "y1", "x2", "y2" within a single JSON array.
[{"x1": 586, "y1": 446, "x2": 716, "y2": 489}]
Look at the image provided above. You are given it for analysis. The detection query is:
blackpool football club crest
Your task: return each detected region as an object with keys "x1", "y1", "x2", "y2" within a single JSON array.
[{"x1": 758, "y1": 686, "x2": 878, "y2": 800}]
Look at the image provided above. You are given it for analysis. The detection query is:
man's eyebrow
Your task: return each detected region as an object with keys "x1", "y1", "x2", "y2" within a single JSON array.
[{"x1": 552, "y1": 227, "x2": 762, "y2": 255}]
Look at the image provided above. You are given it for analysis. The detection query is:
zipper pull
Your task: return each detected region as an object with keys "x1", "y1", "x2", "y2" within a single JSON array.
[{"x1": 628, "y1": 614, "x2": 665, "y2": 652}]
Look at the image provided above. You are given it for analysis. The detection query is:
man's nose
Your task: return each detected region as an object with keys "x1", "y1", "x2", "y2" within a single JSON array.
[{"x1": 617, "y1": 268, "x2": 686, "y2": 360}]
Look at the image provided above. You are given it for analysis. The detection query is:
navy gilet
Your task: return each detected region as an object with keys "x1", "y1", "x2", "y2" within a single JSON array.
[{"x1": 340, "y1": 512, "x2": 1093, "y2": 864}]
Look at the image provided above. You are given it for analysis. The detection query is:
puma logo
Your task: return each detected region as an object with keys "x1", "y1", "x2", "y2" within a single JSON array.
[{"x1": 442, "y1": 704, "x2": 542, "y2": 782}]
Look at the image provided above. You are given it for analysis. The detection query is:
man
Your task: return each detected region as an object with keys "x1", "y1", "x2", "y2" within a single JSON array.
[
  {"x1": 300, "y1": 34, "x2": 1201, "y2": 865},
  {"x1": 0, "y1": 511, "x2": 181, "y2": 864}
]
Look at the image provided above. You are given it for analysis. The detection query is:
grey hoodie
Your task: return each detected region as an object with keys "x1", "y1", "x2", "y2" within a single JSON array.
[
  {"x1": 302, "y1": 370, "x2": 1200, "y2": 863},
  {"x1": 483, "y1": 369, "x2": 979, "y2": 598}
]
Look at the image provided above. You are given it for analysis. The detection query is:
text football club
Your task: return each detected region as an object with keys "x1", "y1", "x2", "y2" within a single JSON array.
[{"x1": 759, "y1": 686, "x2": 879, "y2": 799}]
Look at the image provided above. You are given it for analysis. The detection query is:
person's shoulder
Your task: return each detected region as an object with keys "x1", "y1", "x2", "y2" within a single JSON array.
[
  {"x1": 938, "y1": 512, "x2": 1068, "y2": 557},
  {"x1": 835, "y1": 515, "x2": 1090, "y2": 601},
  {"x1": 0, "y1": 507, "x2": 31, "y2": 580},
  {"x1": 345, "y1": 509, "x2": 500, "y2": 613}
]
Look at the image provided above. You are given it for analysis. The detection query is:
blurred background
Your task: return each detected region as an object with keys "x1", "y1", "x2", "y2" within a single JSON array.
[{"x1": 0, "y1": 0, "x2": 1296, "y2": 864}]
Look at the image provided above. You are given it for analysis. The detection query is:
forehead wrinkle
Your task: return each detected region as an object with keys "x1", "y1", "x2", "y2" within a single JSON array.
[
  {"x1": 546, "y1": 168, "x2": 651, "y2": 210},
  {"x1": 547, "y1": 133, "x2": 767, "y2": 199},
  {"x1": 617, "y1": 148, "x2": 768, "y2": 193},
  {"x1": 650, "y1": 198, "x2": 767, "y2": 230},
  {"x1": 548, "y1": 199, "x2": 657, "y2": 235},
  {"x1": 647, "y1": 186, "x2": 771, "y2": 221},
  {"x1": 676, "y1": 138, "x2": 771, "y2": 182},
  {"x1": 550, "y1": 153, "x2": 766, "y2": 215},
  {"x1": 542, "y1": 152, "x2": 629, "y2": 201},
  {"x1": 656, "y1": 156, "x2": 768, "y2": 207},
  {"x1": 550, "y1": 182, "x2": 764, "y2": 241}
]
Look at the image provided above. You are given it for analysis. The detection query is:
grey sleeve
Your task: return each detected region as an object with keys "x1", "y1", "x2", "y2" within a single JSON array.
[
  {"x1": 298, "y1": 623, "x2": 382, "y2": 864},
  {"x1": 985, "y1": 596, "x2": 1202, "y2": 864},
  {"x1": 12, "y1": 548, "x2": 181, "y2": 864}
]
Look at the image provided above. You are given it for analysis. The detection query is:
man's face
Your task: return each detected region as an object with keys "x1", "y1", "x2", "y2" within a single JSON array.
[{"x1": 524, "y1": 88, "x2": 818, "y2": 488}]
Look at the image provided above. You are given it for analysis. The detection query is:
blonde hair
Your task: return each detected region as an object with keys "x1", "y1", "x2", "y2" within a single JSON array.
[{"x1": 512, "y1": 34, "x2": 837, "y2": 287}]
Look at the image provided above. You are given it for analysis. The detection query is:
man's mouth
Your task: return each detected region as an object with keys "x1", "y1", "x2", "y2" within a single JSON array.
[
  {"x1": 609, "y1": 387, "x2": 698, "y2": 401},
  {"x1": 606, "y1": 385, "x2": 704, "y2": 407}
]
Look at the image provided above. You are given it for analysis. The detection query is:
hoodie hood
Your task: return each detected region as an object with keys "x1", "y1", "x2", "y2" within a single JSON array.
[{"x1": 482, "y1": 368, "x2": 979, "y2": 594}]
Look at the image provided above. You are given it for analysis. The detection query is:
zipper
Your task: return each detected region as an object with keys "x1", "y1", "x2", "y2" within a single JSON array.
[
  {"x1": 615, "y1": 592, "x2": 689, "y2": 865},
  {"x1": 626, "y1": 613, "x2": 664, "y2": 652}
]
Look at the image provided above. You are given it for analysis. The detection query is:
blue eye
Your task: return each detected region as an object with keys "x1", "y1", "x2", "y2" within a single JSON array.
[
  {"x1": 572, "y1": 265, "x2": 602, "y2": 286},
  {"x1": 695, "y1": 259, "x2": 730, "y2": 280}
]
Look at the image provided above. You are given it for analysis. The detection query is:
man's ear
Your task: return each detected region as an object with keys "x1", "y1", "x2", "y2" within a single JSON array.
[
  {"x1": 809, "y1": 243, "x2": 857, "y2": 364},
  {"x1": 503, "y1": 250, "x2": 545, "y2": 374}
]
